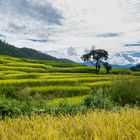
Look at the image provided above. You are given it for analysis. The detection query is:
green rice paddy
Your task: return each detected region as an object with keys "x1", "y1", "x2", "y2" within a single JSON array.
[{"x1": 0, "y1": 55, "x2": 139, "y2": 106}]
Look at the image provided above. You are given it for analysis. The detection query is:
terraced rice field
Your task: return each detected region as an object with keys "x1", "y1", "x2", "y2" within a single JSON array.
[
  {"x1": 1, "y1": 55, "x2": 140, "y2": 140},
  {"x1": 0, "y1": 55, "x2": 139, "y2": 105}
]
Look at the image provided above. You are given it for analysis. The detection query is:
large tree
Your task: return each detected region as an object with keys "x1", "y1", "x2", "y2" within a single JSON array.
[{"x1": 81, "y1": 49, "x2": 109, "y2": 73}]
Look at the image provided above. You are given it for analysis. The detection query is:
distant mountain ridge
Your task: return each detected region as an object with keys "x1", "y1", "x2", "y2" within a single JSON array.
[
  {"x1": 0, "y1": 40, "x2": 75, "y2": 63},
  {"x1": 82, "y1": 61, "x2": 133, "y2": 69}
]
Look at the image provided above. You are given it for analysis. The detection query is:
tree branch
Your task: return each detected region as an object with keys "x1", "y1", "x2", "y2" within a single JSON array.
[{"x1": 90, "y1": 61, "x2": 95, "y2": 66}]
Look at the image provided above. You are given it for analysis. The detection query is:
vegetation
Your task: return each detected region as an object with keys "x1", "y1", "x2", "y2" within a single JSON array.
[
  {"x1": 130, "y1": 64, "x2": 140, "y2": 71},
  {"x1": 0, "y1": 55, "x2": 140, "y2": 139},
  {"x1": 81, "y1": 48, "x2": 109, "y2": 73},
  {"x1": 111, "y1": 78, "x2": 140, "y2": 105},
  {"x1": 103, "y1": 62, "x2": 112, "y2": 74},
  {"x1": 0, "y1": 109, "x2": 140, "y2": 140}
]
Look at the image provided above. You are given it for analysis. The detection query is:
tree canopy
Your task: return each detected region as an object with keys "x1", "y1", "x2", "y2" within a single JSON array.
[{"x1": 81, "y1": 48, "x2": 109, "y2": 73}]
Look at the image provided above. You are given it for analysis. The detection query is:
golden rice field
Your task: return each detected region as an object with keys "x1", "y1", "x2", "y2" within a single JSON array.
[
  {"x1": 0, "y1": 55, "x2": 140, "y2": 140},
  {"x1": 0, "y1": 109, "x2": 140, "y2": 140}
]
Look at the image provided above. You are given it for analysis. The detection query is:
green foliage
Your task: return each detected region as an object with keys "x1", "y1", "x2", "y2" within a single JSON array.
[
  {"x1": 81, "y1": 48, "x2": 109, "y2": 73},
  {"x1": 111, "y1": 78, "x2": 140, "y2": 105},
  {"x1": 103, "y1": 62, "x2": 112, "y2": 74},
  {"x1": 0, "y1": 86, "x2": 18, "y2": 98},
  {"x1": 84, "y1": 88, "x2": 115, "y2": 110},
  {"x1": 0, "y1": 100, "x2": 22, "y2": 117},
  {"x1": 0, "y1": 94, "x2": 116, "y2": 117}
]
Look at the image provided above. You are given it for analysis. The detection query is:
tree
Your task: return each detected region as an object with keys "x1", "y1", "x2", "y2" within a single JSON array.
[
  {"x1": 81, "y1": 48, "x2": 109, "y2": 73},
  {"x1": 103, "y1": 62, "x2": 112, "y2": 74},
  {"x1": 130, "y1": 64, "x2": 140, "y2": 71}
]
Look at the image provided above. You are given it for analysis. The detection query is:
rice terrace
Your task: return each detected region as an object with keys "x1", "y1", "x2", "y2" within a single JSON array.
[
  {"x1": 1, "y1": 0, "x2": 140, "y2": 139},
  {"x1": 0, "y1": 53, "x2": 140, "y2": 139}
]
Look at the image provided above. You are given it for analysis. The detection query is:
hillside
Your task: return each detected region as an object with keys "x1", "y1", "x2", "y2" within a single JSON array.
[{"x1": 0, "y1": 40, "x2": 75, "y2": 64}]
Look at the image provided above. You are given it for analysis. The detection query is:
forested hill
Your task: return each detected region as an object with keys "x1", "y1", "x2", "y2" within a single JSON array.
[{"x1": 0, "y1": 40, "x2": 75, "y2": 63}]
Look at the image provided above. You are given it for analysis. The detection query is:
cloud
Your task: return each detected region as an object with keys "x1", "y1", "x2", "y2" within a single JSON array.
[
  {"x1": 0, "y1": 34, "x2": 5, "y2": 37},
  {"x1": 67, "y1": 47, "x2": 77, "y2": 56},
  {"x1": 28, "y1": 39, "x2": 48, "y2": 43},
  {"x1": 0, "y1": 0, "x2": 140, "y2": 64},
  {"x1": 97, "y1": 33, "x2": 121, "y2": 38},
  {"x1": 124, "y1": 43, "x2": 140, "y2": 47},
  {"x1": 109, "y1": 52, "x2": 136, "y2": 65},
  {"x1": 121, "y1": 53, "x2": 135, "y2": 63},
  {"x1": 0, "y1": 0, "x2": 63, "y2": 25},
  {"x1": 8, "y1": 23, "x2": 26, "y2": 33},
  {"x1": 0, "y1": 0, "x2": 63, "y2": 48},
  {"x1": 127, "y1": 51, "x2": 140, "y2": 58},
  {"x1": 0, "y1": 33, "x2": 6, "y2": 40}
]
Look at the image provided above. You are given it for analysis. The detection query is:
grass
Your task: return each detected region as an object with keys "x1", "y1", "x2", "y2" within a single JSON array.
[
  {"x1": 111, "y1": 78, "x2": 140, "y2": 105},
  {"x1": 0, "y1": 109, "x2": 140, "y2": 140}
]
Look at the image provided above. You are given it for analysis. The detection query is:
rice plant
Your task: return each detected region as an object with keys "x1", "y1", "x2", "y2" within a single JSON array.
[
  {"x1": 0, "y1": 109, "x2": 140, "y2": 140},
  {"x1": 30, "y1": 86, "x2": 92, "y2": 99}
]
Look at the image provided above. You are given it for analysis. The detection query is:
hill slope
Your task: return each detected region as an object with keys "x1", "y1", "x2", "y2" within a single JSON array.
[{"x1": 0, "y1": 40, "x2": 75, "y2": 63}]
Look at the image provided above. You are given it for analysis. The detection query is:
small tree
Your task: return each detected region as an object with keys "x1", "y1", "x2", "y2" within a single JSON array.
[
  {"x1": 103, "y1": 62, "x2": 112, "y2": 74},
  {"x1": 81, "y1": 48, "x2": 109, "y2": 73}
]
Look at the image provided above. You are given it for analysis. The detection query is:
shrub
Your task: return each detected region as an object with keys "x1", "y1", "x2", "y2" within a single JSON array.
[
  {"x1": 111, "y1": 78, "x2": 140, "y2": 105},
  {"x1": 0, "y1": 100, "x2": 22, "y2": 117},
  {"x1": 84, "y1": 88, "x2": 115, "y2": 110},
  {"x1": 0, "y1": 86, "x2": 18, "y2": 98}
]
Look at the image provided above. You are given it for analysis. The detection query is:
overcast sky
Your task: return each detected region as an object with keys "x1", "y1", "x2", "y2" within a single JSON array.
[{"x1": 0, "y1": 0, "x2": 140, "y2": 64}]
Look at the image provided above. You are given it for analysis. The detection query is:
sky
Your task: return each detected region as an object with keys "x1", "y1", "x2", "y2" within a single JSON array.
[{"x1": 0, "y1": 0, "x2": 140, "y2": 64}]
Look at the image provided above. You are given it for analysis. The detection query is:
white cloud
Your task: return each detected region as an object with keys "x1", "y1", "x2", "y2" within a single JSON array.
[{"x1": 0, "y1": 0, "x2": 140, "y2": 64}]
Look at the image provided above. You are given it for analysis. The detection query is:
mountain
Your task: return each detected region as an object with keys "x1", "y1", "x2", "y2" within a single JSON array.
[
  {"x1": 81, "y1": 61, "x2": 133, "y2": 69},
  {"x1": 0, "y1": 40, "x2": 75, "y2": 63}
]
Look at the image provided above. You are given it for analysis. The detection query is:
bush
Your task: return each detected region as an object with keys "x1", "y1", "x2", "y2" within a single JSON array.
[
  {"x1": 0, "y1": 100, "x2": 22, "y2": 117},
  {"x1": 111, "y1": 78, "x2": 140, "y2": 105},
  {"x1": 0, "y1": 86, "x2": 18, "y2": 98},
  {"x1": 84, "y1": 88, "x2": 115, "y2": 110}
]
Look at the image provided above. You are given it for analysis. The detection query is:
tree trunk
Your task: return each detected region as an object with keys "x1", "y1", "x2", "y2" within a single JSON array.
[
  {"x1": 95, "y1": 61, "x2": 98, "y2": 73},
  {"x1": 96, "y1": 60, "x2": 100, "y2": 74}
]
